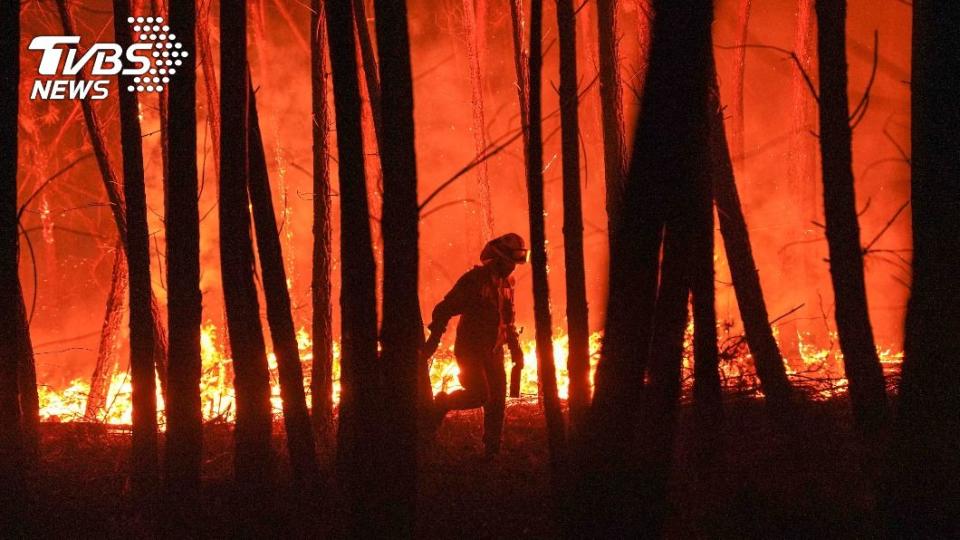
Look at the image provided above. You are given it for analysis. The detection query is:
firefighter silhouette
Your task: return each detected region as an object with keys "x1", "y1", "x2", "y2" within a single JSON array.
[{"x1": 423, "y1": 233, "x2": 528, "y2": 455}]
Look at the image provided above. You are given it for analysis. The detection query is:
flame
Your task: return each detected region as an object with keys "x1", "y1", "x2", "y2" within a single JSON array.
[{"x1": 38, "y1": 321, "x2": 901, "y2": 425}]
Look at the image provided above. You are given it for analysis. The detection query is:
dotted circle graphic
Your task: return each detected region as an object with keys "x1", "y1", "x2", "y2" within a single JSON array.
[{"x1": 125, "y1": 16, "x2": 188, "y2": 93}]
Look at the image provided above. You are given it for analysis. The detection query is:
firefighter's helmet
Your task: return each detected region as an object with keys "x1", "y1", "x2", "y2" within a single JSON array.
[{"x1": 481, "y1": 233, "x2": 529, "y2": 264}]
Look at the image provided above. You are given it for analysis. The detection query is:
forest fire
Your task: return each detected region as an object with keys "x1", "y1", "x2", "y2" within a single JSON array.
[
  {"x1": 37, "y1": 322, "x2": 902, "y2": 425},
  {"x1": 5, "y1": 0, "x2": 957, "y2": 536}
]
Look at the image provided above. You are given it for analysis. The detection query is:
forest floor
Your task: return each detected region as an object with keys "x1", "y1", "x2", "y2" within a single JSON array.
[{"x1": 31, "y1": 395, "x2": 886, "y2": 538}]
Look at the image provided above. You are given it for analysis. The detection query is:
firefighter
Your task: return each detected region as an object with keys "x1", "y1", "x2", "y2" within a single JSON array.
[{"x1": 422, "y1": 233, "x2": 528, "y2": 455}]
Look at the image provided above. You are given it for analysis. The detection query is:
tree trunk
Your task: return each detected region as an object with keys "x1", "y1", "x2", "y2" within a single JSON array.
[
  {"x1": 527, "y1": 0, "x2": 566, "y2": 478},
  {"x1": 86, "y1": 247, "x2": 127, "y2": 422},
  {"x1": 246, "y1": 78, "x2": 319, "y2": 485},
  {"x1": 326, "y1": 0, "x2": 380, "y2": 530},
  {"x1": 708, "y1": 64, "x2": 794, "y2": 407},
  {"x1": 815, "y1": 0, "x2": 887, "y2": 430},
  {"x1": 0, "y1": 2, "x2": 30, "y2": 531},
  {"x1": 691, "y1": 82, "x2": 720, "y2": 420},
  {"x1": 310, "y1": 0, "x2": 335, "y2": 435},
  {"x1": 884, "y1": 2, "x2": 960, "y2": 535},
  {"x1": 197, "y1": 0, "x2": 221, "y2": 174},
  {"x1": 163, "y1": 0, "x2": 204, "y2": 532},
  {"x1": 508, "y1": 0, "x2": 530, "y2": 153},
  {"x1": 113, "y1": 1, "x2": 160, "y2": 507},
  {"x1": 781, "y1": 0, "x2": 817, "y2": 363},
  {"x1": 54, "y1": 1, "x2": 169, "y2": 395},
  {"x1": 462, "y1": 0, "x2": 494, "y2": 243},
  {"x1": 730, "y1": 0, "x2": 751, "y2": 173},
  {"x1": 373, "y1": 1, "x2": 420, "y2": 533},
  {"x1": 570, "y1": 1, "x2": 714, "y2": 535},
  {"x1": 596, "y1": 0, "x2": 627, "y2": 236},
  {"x1": 556, "y1": 0, "x2": 590, "y2": 431},
  {"x1": 353, "y1": 0, "x2": 384, "y2": 146},
  {"x1": 219, "y1": 0, "x2": 275, "y2": 492}
]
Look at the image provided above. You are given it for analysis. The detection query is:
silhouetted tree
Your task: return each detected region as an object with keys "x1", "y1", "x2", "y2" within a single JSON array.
[
  {"x1": 374, "y1": 0, "x2": 420, "y2": 533},
  {"x1": 163, "y1": 0, "x2": 203, "y2": 533},
  {"x1": 54, "y1": 0, "x2": 169, "y2": 396},
  {"x1": 326, "y1": 0, "x2": 380, "y2": 530},
  {"x1": 353, "y1": 0, "x2": 384, "y2": 145},
  {"x1": 556, "y1": 0, "x2": 590, "y2": 430},
  {"x1": 570, "y1": 1, "x2": 714, "y2": 535},
  {"x1": 310, "y1": 0, "x2": 335, "y2": 434},
  {"x1": 884, "y1": 1, "x2": 960, "y2": 535},
  {"x1": 815, "y1": 0, "x2": 887, "y2": 429},
  {"x1": 247, "y1": 77, "x2": 319, "y2": 486},
  {"x1": 219, "y1": 0, "x2": 274, "y2": 492},
  {"x1": 708, "y1": 70, "x2": 794, "y2": 408},
  {"x1": 113, "y1": 0, "x2": 159, "y2": 506},
  {"x1": 597, "y1": 0, "x2": 627, "y2": 235},
  {"x1": 527, "y1": 0, "x2": 566, "y2": 477},
  {"x1": 0, "y1": 1, "x2": 30, "y2": 532},
  {"x1": 691, "y1": 63, "x2": 720, "y2": 420}
]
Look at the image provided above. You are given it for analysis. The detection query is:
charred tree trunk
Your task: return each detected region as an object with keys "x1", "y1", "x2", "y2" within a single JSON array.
[
  {"x1": 219, "y1": 0, "x2": 275, "y2": 492},
  {"x1": 114, "y1": 0, "x2": 160, "y2": 505},
  {"x1": 527, "y1": 0, "x2": 566, "y2": 476},
  {"x1": 373, "y1": 1, "x2": 420, "y2": 533},
  {"x1": 596, "y1": 0, "x2": 627, "y2": 236},
  {"x1": 247, "y1": 78, "x2": 319, "y2": 485},
  {"x1": 713, "y1": 143, "x2": 793, "y2": 401},
  {"x1": 815, "y1": 0, "x2": 887, "y2": 430},
  {"x1": 86, "y1": 247, "x2": 127, "y2": 422},
  {"x1": 0, "y1": 2, "x2": 30, "y2": 531},
  {"x1": 55, "y1": 1, "x2": 169, "y2": 395},
  {"x1": 707, "y1": 62, "x2": 794, "y2": 408},
  {"x1": 163, "y1": 0, "x2": 203, "y2": 531},
  {"x1": 570, "y1": 1, "x2": 714, "y2": 535},
  {"x1": 310, "y1": 0, "x2": 335, "y2": 435},
  {"x1": 327, "y1": 0, "x2": 380, "y2": 530},
  {"x1": 556, "y1": 0, "x2": 591, "y2": 431},
  {"x1": 884, "y1": 2, "x2": 960, "y2": 535}
]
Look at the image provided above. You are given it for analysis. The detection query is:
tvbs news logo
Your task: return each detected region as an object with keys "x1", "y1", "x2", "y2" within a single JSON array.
[{"x1": 29, "y1": 16, "x2": 188, "y2": 100}]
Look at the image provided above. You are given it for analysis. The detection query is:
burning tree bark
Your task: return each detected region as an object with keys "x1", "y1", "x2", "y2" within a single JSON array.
[
  {"x1": 373, "y1": 0, "x2": 421, "y2": 532},
  {"x1": 708, "y1": 66, "x2": 794, "y2": 407},
  {"x1": 556, "y1": 0, "x2": 591, "y2": 430},
  {"x1": 326, "y1": 0, "x2": 380, "y2": 530},
  {"x1": 814, "y1": 0, "x2": 887, "y2": 429},
  {"x1": 219, "y1": 0, "x2": 275, "y2": 492},
  {"x1": 527, "y1": 0, "x2": 566, "y2": 477},
  {"x1": 596, "y1": 0, "x2": 627, "y2": 235},
  {"x1": 884, "y1": 2, "x2": 960, "y2": 535},
  {"x1": 310, "y1": 0, "x2": 335, "y2": 434},
  {"x1": 163, "y1": 0, "x2": 204, "y2": 531},
  {"x1": 571, "y1": 1, "x2": 714, "y2": 535},
  {"x1": 0, "y1": 1, "x2": 32, "y2": 530},
  {"x1": 247, "y1": 78, "x2": 319, "y2": 486},
  {"x1": 113, "y1": 0, "x2": 159, "y2": 505}
]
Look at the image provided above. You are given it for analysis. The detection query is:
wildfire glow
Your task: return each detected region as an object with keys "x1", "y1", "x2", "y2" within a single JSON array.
[{"x1": 38, "y1": 322, "x2": 902, "y2": 425}]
